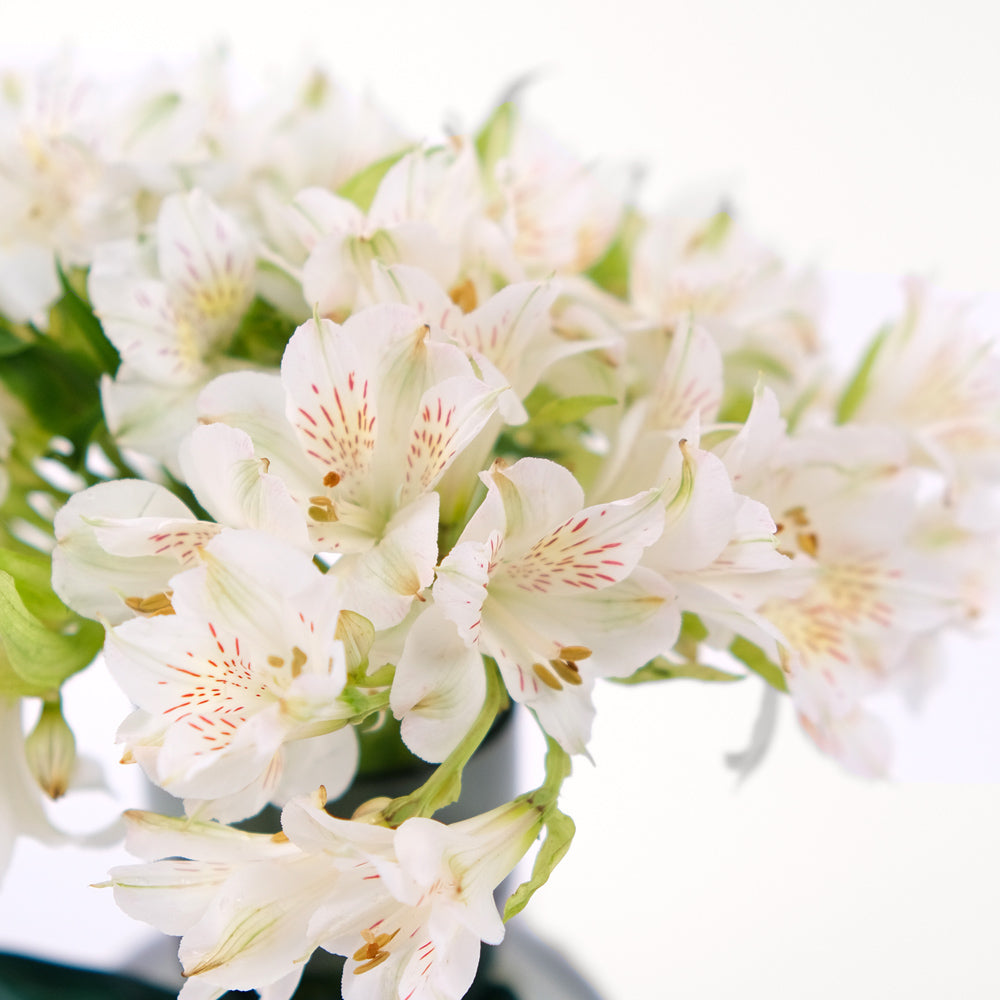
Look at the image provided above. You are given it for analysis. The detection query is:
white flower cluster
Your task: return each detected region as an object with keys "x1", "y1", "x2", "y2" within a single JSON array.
[{"x1": 0, "y1": 53, "x2": 998, "y2": 1000}]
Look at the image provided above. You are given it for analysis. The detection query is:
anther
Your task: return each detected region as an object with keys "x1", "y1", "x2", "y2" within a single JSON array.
[
  {"x1": 124, "y1": 592, "x2": 175, "y2": 616},
  {"x1": 323, "y1": 470, "x2": 341, "y2": 488},
  {"x1": 797, "y1": 532, "x2": 819, "y2": 557},
  {"x1": 551, "y1": 659, "x2": 584, "y2": 686},
  {"x1": 559, "y1": 645, "x2": 592, "y2": 661},
  {"x1": 533, "y1": 663, "x2": 563, "y2": 690}
]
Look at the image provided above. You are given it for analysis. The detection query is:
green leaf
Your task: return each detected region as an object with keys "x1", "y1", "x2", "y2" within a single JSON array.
[
  {"x1": 503, "y1": 806, "x2": 575, "y2": 922},
  {"x1": 0, "y1": 341, "x2": 103, "y2": 445},
  {"x1": 729, "y1": 636, "x2": 788, "y2": 693},
  {"x1": 584, "y1": 207, "x2": 642, "y2": 299},
  {"x1": 613, "y1": 655, "x2": 743, "y2": 685},
  {"x1": 679, "y1": 611, "x2": 708, "y2": 643},
  {"x1": 0, "y1": 572, "x2": 104, "y2": 697},
  {"x1": 530, "y1": 393, "x2": 617, "y2": 427},
  {"x1": 0, "y1": 548, "x2": 73, "y2": 625},
  {"x1": 336, "y1": 150, "x2": 410, "y2": 213},
  {"x1": 54, "y1": 263, "x2": 120, "y2": 375},
  {"x1": 382, "y1": 661, "x2": 508, "y2": 824},
  {"x1": 474, "y1": 100, "x2": 518, "y2": 179},
  {"x1": 226, "y1": 296, "x2": 296, "y2": 368},
  {"x1": 0, "y1": 316, "x2": 32, "y2": 358},
  {"x1": 836, "y1": 325, "x2": 889, "y2": 424}
]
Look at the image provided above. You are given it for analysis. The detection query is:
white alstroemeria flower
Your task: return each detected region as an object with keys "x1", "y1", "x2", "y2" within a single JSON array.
[
  {"x1": 592, "y1": 318, "x2": 724, "y2": 502},
  {"x1": 641, "y1": 437, "x2": 796, "y2": 651},
  {"x1": 492, "y1": 117, "x2": 624, "y2": 275},
  {"x1": 197, "y1": 303, "x2": 501, "y2": 628},
  {"x1": 842, "y1": 280, "x2": 1000, "y2": 490},
  {"x1": 104, "y1": 530, "x2": 357, "y2": 821},
  {"x1": 92, "y1": 188, "x2": 256, "y2": 472},
  {"x1": 740, "y1": 428, "x2": 971, "y2": 772},
  {"x1": 368, "y1": 263, "x2": 625, "y2": 527},
  {"x1": 244, "y1": 66, "x2": 408, "y2": 197},
  {"x1": 370, "y1": 263, "x2": 618, "y2": 420},
  {"x1": 51, "y1": 427, "x2": 308, "y2": 626},
  {"x1": 268, "y1": 142, "x2": 487, "y2": 322},
  {"x1": 0, "y1": 61, "x2": 139, "y2": 323},
  {"x1": 629, "y1": 208, "x2": 821, "y2": 403},
  {"x1": 105, "y1": 792, "x2": 542, "y2": 1000},
  {"x1": 409, "y1": 457, "x2": 678, "y2": 757},
  {"x1": 52, "y1": 478, "x2": 218, "y2": 625}
]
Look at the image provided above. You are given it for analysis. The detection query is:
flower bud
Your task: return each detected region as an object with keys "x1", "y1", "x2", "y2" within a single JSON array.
[{"x1": 24, "y1": 699, "x2": 76, "y2": 799}]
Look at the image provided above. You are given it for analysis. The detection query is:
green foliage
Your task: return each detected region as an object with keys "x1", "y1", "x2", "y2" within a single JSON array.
[
  {"x1": 584, "y1": 207, "x2": 643, "y2": 299},
  {"x1": 729, "y1": 635, "x2": 788, "y2": 693},
  {"x1": 227, "y1": 296, "x2": 297, "y2": 368},
  {"x1": 503, "y1": 805, "x2": 574, "y2": 922},
  {"x1": 496, "y1": 385, "x2": 616, "y2": 483},
  {"x1": 529, "y1": 392, "x2": 617, "y2": 427},
  {"x1": 503, "y1": 738, "x2": 575, "y2": 922},
  {"x1": 0, "y1": 569, "x2": 104, "y2": 697},
  {"x1": 0, "y1": 272, "x2": 118, "y2": 461},
  {"x1": 54, "y1": 264, "x2": 120, "y2": 375},
  {"x1": 0, "y1": 316, "x2": 32, "y2": 358},
  {"x1": 836, "y1": 325, "x2": 889, "y2": 424},
  {"x1": 474, "y1": 100, "x2": 518, "y2": 180},
  {"x1": 336, "y1": 149, "x2": 410, "y2": 213},
  {"x1": 614, "y1": 656, "x2": 744, "y2": 685}
]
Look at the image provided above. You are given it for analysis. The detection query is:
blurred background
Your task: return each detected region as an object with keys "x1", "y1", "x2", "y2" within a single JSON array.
[{"x1": 2, "y1": 2, "x2": 999, "y2": 997}]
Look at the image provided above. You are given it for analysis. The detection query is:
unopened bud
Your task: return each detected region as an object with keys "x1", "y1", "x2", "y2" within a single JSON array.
[
  {"x1": 351, "y1": 796, "x2": 393, "y2": 825},
  {"x1": 25, "y1": 699, "x2": 76, "y2": 799}
]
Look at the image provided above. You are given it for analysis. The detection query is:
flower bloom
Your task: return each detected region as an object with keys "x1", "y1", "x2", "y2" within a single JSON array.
[
  {"x1": 105, "y1": 789, "x2": 543, "y2": 1000},
  {"x1": 104, "y1": 529, "x2": 358, "y2": 821},
  {"x1": 396, "y1": 457, "x2": 678, "y2": 758}
]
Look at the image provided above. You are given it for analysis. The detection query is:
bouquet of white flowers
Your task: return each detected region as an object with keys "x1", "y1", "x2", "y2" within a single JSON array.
[{"x1": 1, "y1": 53, "x2": 997, "y2": 1000}]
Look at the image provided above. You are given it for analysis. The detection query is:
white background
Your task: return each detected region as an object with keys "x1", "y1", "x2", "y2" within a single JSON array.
[{"x1": 3, "y1": 3, "x2": 1000, "y2": 998}]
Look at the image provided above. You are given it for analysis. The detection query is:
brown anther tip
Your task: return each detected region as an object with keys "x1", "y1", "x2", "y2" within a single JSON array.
[
  {"x1": 271, "y1": 831, "x2": 290, "y2": 843},
  {"x1": 323, "y1": 470, "x2": 341, "y2": 488},
  {"x1": 559, "y1": 645, "x2": 592, "y2": 661}
]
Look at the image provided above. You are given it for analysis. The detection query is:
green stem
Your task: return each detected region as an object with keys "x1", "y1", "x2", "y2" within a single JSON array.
[{"x1": 382, "y1": 660, "x2": 508, "y2": 825}]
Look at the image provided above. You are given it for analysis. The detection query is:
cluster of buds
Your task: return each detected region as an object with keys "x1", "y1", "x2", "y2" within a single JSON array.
[{"x1": 0, "y1": 52, "x2": 997, "y2": 1000}]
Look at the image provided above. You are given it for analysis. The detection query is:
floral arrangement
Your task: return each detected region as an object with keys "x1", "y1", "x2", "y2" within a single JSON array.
[{"x1": 1, "y1": 53, "x2": 998, "y2": 1000}]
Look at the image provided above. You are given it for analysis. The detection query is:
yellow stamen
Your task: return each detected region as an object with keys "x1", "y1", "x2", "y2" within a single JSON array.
[
  {"x1": 323, "y1": 470, "x2": 341, "y2": 488},
  {"x1": 290, "y1": 646, "x2": 307, "y2": 676},
  {"x1": 352, "y1": 928, "x2": 399, "y2": 973},
  {"x1": 797, "y1": 531, "x2": 819, "y2": 558},
  {"x1": 449, "y1": 277, "x2": 478, "y2": 313},
  {"x1": 559, "y1": 645, "x2": 592, "y2": 662},
  {"x1": 533, "y1": 663, "x2": 563, "y2": 690},
  {"x1": 308, "y1": 496, "x2": 338, "y2": 522},
  {"x1": 551, "y1": 659, "x2": 584, "y2": 686},
  {"x1": 785, "y1": 505, "x2": 809, "y2": 527},
  {"x1": 124, "y1": 592, "x2": 175, "y2": 616}
]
